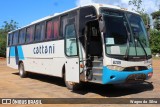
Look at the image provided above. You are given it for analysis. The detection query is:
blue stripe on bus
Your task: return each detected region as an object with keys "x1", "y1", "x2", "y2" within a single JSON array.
[
  {"x1": 9, "y1": 46, "x2": 24, "y2": 65},
  {"x1": 102, "y1": 66, "x2": 153, "y2": 84},
  {"x1": 17, "y1": 46, "x2": 24, "y2": 60},
  {"x1": 10, "y1": 46, "x2": 16, "y2": 56}
]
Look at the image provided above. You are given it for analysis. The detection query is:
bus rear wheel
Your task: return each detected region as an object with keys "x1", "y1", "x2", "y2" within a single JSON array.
[{"x1": 19, "y1": 62, "x2": 27, "y2": 78}]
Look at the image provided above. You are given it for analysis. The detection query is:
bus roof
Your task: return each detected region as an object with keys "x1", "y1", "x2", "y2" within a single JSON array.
[{"x1": 9, "y1": 3, "x2": 139, "y2": 34}]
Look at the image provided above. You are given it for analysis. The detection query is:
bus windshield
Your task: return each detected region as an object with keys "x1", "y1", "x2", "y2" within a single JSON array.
[{"x1": 100, "y1": 9, "x2": 151, "y2": 58}]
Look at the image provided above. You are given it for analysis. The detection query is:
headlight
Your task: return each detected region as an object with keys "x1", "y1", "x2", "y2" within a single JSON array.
[
  {"x1": 107, "y1": 65, "x2": 124, "y2": 71},
  {"x1": 147, "y1": 64, "x2": 152, "y2": 69}
]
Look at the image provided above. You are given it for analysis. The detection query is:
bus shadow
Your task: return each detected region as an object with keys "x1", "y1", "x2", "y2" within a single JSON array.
[
  {"x1": 73, "y1": 82, "x2": 154, "y2": 97},
  {"x1": 12, "y1": 72, "x2": 154, "y2": 97},
  {"x1": 12, "y1": 72, "x2": 66, "y2": 87}
]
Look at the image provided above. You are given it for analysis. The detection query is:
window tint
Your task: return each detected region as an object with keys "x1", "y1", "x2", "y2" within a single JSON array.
[
  {"x1": 41, "y1": 23, "x2": 45, "y2": 41},
  {"x1": 19, "y1": 29, "x2": 26, "y2": 44},
  {"x1": 46, "y1": 20, "x2": 53, "y2": 39},
  {"x1": 35, "y1": 22, "x2": 45, "y2": 41},
  {"x1": 65, "y1": 24, "x2": 78, "y2": 56},
  {"x1": 46, "y1": 18, "x2": 59, "y2": 40},
  {"x1": 53, "y1": 19, "x2": 59, "y2": 39},
  {"x1": 12, "y1": 31, "x2": 19, "y2": 45},
  {"x1": 26, "y1": 26, "x2": 34, "y2": 43},
  {"x1": 35, "y1": 24, "x2": 41, "y2": 41},
  {"x1": 8, "y1": 33, "x2": 13, "y2": 46},
  {"x1": 60, "y1": 15, "x2": 68, "y2": 38}
]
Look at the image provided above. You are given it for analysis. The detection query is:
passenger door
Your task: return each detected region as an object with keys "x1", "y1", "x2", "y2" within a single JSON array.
[{"x1": 65, "y1": 24, "x2": 80, "y2": 83}]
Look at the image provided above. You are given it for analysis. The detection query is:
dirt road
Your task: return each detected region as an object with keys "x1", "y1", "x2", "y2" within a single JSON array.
[{"x1": 0, "y1": 58, "x2": 159, "y2": 106}]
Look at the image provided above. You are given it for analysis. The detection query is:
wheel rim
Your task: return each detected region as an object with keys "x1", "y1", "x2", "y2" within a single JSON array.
[
  {"x1": 67, "y1": 81, "x2": 75, "y2": 86},
  {"x1": 19, "y1": 64, "x2": 23, "y2": 76}
]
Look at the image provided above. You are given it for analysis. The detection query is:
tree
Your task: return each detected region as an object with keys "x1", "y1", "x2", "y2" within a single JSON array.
[
  {"x1": 129, "y1": 0, "x2": 144, "y2": 14},
  {"x1": 151, "y1": 11, "x2": 160, "y2": 30},
  {"x1": 149, "y1": 29, "x2": 160, "y2": 54},
  {"x1": 141, "y1": 13, "x2": 150, "y2": 26},
  {"x1": 129, "y1": 0, "x2": 150, "y2": 26},
  {"x1": 2, "y1": 20, "x2": 18, "y2": 33},
  {"x1": 0, "y1": 20, "x2": 18, "y2": 57}
]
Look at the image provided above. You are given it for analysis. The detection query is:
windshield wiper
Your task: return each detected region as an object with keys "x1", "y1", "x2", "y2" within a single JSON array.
[
  {"x1": 134, "y1": 33, "x2": 148, "y2": 60},
  {"x1": 124, "y1": 22, "x2": 130, "y2": 60}
]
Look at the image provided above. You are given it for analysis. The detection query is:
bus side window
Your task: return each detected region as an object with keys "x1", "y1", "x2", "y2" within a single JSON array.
[
  {"x1": 12, "y1": 31, "x2": 19, "y2": 45},
  {"x1": 19, "y1": 29, "x2": 26, "y2": 44},
  {"x1": 46, "y1": 20, "x2": 53, "y2": 40},
  {"x1": 41, "y1": 22, "x2": 45, "y2": 41},
  {"x1": 35, "y1": 23, "x2": 41, "y2": 41},
  {"x1": 26, "y1": 26, "x2": 34, "y2": 43},
  {"x1": 60, "y1": 15, "x2": 68, "y2": 39},
  {"x1": 8, "y1": 34, "x2": 13, "y2": 46},
  {"x1": 53, "y1": 19, "x2": 59, "y2": 39}
]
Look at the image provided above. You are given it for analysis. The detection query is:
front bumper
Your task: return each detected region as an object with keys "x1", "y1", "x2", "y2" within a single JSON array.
[{"x1": 102, "y1": 66, "x2": 153, "y2": 84}]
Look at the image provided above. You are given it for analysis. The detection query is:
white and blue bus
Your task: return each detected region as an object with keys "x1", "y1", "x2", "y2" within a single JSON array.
[{"x1": 7, "y1": 4, "x2": 153, "y2": 90}]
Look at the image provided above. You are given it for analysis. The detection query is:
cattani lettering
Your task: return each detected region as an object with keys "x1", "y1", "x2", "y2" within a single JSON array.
[{"x1": 33, "y1": 44, "x2": 54, "y2": 54}]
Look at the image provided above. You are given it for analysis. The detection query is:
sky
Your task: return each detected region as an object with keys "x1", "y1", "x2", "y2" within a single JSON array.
[{"x1": 0, "y1": 0, "x2": 160, "y2": 28}]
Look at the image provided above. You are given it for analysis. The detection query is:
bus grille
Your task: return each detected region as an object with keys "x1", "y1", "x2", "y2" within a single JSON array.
[
  {"x1": 123, "y1": 66, "x2": 148, "y2": 72},
  {"x1": 126, "y1": 74, "x2": 146, "y2": 83}
]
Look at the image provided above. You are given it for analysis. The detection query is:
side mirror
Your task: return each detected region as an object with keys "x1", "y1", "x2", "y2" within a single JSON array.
[{"x1": 98, "y1": 14, "x2": 106, "y2": 32}]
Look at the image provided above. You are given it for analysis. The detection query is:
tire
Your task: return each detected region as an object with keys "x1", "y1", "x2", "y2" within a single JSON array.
[
  {"x1": 19, "y1": 62, "x2": 27, "y2": 78},
  {"x1": 64, "y1": 73, "x2": 81, "y2": 90}
]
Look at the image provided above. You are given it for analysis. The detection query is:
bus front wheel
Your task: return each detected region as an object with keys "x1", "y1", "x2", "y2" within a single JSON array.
[{"x1": 19, "y1": 62, "x2": 27, "y2": 78}]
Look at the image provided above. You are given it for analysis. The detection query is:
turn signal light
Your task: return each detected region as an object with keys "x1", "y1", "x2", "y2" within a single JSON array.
[
  {"x1": 148, "y1": 72, "x2": 153, "y2": 78},
  {"x1": 80, "y1": 64, "x2": 84, "y2": 68}
]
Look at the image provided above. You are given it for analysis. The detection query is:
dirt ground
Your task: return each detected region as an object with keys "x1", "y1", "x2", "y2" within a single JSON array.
[{"x1": 0, "y1": 58, "x2": 159, "y2": 107}]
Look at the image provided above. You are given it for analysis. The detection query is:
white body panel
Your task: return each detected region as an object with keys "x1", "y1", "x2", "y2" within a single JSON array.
[
  {"x1": 7, "y1": 40, "x2": 66, "y2": 77},
  {"x1": 65, "y1": 58, "x2": 80, "y2": 83}
]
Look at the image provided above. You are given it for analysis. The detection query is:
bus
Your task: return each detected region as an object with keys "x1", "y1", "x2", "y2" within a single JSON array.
[{"x1": 7, "y1": 4, "x2": 153, "y2": 90}]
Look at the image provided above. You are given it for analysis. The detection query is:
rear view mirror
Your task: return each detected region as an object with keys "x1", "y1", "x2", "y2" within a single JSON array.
[{"x1": 99, "y1": 14, "x2": 106, "y2": 32}]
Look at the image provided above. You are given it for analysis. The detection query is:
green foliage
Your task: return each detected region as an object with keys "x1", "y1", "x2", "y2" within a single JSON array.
[
  {"x1": 153, "y1": 19, "x2": 160, "y2": 30},
  {"x1": 151, "y1": 11, "x2": 160, "y2": 19},
  {"x1": 141, "y1": 13, "x2": 150, "y2": 25},
  {"x1": 151, "y1": 11, "x2": 160, "y2": 30},
  {"x1": 149, "y1": 29, "x2": 160, "y2": 54},
  {"x1": 0, "y1": 20, "x2": 18, "y2": 57},
  {"x1": 129, "y1": 0, "x2": 144, "y2": 14},
  {"x1": 128, "y1": 0, "x2": 150, "y2": 26}
]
